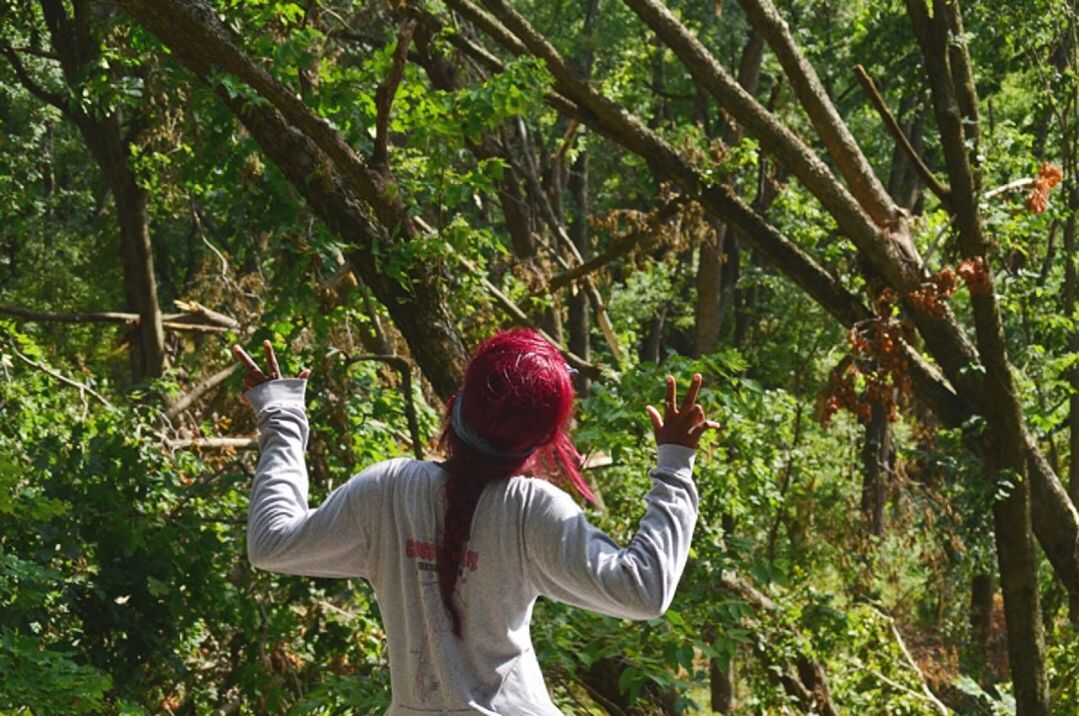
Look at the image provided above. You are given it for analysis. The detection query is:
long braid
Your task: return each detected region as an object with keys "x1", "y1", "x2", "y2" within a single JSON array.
[{"x1": 436, "y1": 330, "x2": 592, "y2": 638}]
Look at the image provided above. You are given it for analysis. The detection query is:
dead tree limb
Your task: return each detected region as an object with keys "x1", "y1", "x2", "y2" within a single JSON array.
[
  {"x1": 549, "y1": 197, "x2": 685, "y2": 291},
  {"x1": 165, "y1": 363, "x2": 240, "y2": 420},
  {"x1": 173, "y1": 300, "x2": 241, "y2": 329},
  {"x1": 0, "y1": 303, "x2": 231, "y2": 334},
  {"x1": 166, "y1": 437, "x2": 257, "y2": 450}
]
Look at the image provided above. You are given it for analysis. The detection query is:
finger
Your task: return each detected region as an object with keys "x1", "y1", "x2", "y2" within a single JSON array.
[
  {"x1": 690, "y1": 404, "x2": 705, "y2": 424},
  {"x1": 681, "y1": 373, "x2": 703, "y2": 414},
  {"x1": 646, "y1": 405, "x2": 663, "y2": 434},
  {"x1": 665, "y1": 375, "x2": 677, "y2": 415},
  {"x1": 298, "y1": 369, "x2": 311, "y2": 380},
  {"x1": 689, "y1": 421, "x2": 710, "y2": 441},
  {"x1": 232, "y1": 345, "x2": 265, "y2": 378},
  {"x1": 263, "y1": 340, "x2": 281, "y2": 379}
]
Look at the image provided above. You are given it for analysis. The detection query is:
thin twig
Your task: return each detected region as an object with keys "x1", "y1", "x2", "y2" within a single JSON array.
[
  {"x1": 871, "y1": 606, "x2": 949, "y2": 715},
  {"x1": 340, "y1": 351, "x2": 426, "y2": 460},
  {"x1": 8, "y1": 342, "x2": 113, "y2": 407}
]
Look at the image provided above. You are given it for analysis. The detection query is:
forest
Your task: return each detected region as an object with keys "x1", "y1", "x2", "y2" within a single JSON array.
[{"x1": 1, "y1": 0, "x2": 1077, "y2": 713}]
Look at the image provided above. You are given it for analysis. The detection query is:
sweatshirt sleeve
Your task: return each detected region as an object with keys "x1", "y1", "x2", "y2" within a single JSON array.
[
  {"x1": 245, "y1": 379, "x2": 371, "y2": 578},
  {"x1": 523, "y1": 444, "x2": 698, "y2": 620}
]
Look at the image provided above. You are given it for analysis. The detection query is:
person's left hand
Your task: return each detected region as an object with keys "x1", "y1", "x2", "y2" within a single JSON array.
[{"x1": 232, "y1": 340, "x2": 311, "y2": 393}]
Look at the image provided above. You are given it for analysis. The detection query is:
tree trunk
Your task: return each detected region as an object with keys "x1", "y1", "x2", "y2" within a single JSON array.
[
  {"x1": 861, "y1": 401, "x2": 894, "y2": 536},
  {"x1": 102, "y1": 118, "x2": 166, "y2": 381},
  {"x1": 693, "y1": 29, "x2": 762, "y2": 357},
  {"x1": 709, "y1": 653, "x2": 735, "y2": 713},
  {"x1": 992, "y1": 476, "x2": 1049, "y2": 715},
  {"x1": 969, "y1": 572, "x2": 994, "y2": 679},
  {"x1": 567, "y1": 151, "x2": 591, "y2": 393},
  {"x1": 35, "y1": 0, "x2": 166, "y2": 381}
]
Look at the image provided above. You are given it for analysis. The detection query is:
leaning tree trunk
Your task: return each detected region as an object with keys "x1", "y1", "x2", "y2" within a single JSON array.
[
  {"x1": 448, "y1": 0, "x2": 1058, "y2": 709},
  {"x1": 117, "y1": 0, "x2": 468, "y2": 399},
  {"x1": 907, "y1": 1, "x2": 1049, "y2": 710},
  {"x1": 440, "y1": 0, "x2": 1079, "y2": 608}
]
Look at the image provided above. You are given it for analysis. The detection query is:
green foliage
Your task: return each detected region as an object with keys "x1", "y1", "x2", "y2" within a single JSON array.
[{"x1": 2, "y1": 0, "x2": 1077, "y2": 712}]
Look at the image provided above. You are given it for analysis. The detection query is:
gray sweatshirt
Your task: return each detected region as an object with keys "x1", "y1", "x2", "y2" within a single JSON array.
[{"x1": 246, "y1": 379, "x2": 698, "y2": 715}]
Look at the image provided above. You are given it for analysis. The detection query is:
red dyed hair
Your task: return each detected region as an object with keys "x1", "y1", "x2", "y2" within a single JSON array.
[{"x1": 437, "y1": 329, "x2": 592, "y2": 636}]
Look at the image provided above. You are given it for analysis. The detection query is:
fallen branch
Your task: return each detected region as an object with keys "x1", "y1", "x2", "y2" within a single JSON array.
[
  {"x1": 173, "y1": 299, "x2": 241, "y2": 329},
  {"x1": 871, "y1": 607, "x2": 950, "y2": 715},
  {"x1": 161, "y1": 321, "x2": 232, "y2": 334},
  {"x1": 0, "y1": 303, "x2": 232, "y2": 334},
  {"x1": 549, "y1": 198, "x2": 685, "y2": 291},
  {"x1": 166, "y1": 437, "x2": 258, "y2": 450},
  {"x1": 165, "y1": 363, "x2": 241, "y2": 420}
]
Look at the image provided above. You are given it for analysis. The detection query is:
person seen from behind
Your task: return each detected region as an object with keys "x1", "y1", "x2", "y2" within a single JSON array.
[{"x1": 233, "y1": 329, "x2": 718, "y2": 715}]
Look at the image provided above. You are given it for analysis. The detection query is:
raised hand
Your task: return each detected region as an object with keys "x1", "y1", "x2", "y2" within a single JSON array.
[
  {"x1": 645, "y1": 373, "x2": 719, "y2": 449},
  {"x1": 232, "y1": 340, "x2": 311, "y2": 393}
]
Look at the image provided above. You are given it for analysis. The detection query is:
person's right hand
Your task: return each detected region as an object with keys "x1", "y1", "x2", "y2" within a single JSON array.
[
  {"x1": 646, "y1": 373, "x2": 719, "y2": 449},
  {"x1": 232, "y1": 340, "x2": 311, "y2": 394}
]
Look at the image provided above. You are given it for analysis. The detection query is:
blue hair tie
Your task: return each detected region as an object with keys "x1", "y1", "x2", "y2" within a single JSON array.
[{"x1": 451, "y1": 397, "x2": 536, "y2": 461}]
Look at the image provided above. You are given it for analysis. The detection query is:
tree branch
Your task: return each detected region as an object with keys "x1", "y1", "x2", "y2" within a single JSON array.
[
  {"x1": 549, "y1": 197, "x2": 685, "y2": 291},
  {"x1": 115, "y1": 0, "x2": 412, "y2": 238},
  {"x1": 172, "y1": 299, "x2": 241, "y2": 329},
  {"x1": 166, "y1": 436, "x2": 257, "y2": 450},
  {"x1": 618, "y1": 0, "x2": 918, "y2": 282},
  {"x1": 1, "y1": 45, "x2": 71, "y2": 115},
  {"x1": 853, "y1": 65, "x2": 952, "y2": 210},
  {"x1": 373, "y1": 19, "x2": 417, "y2": 167}
]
